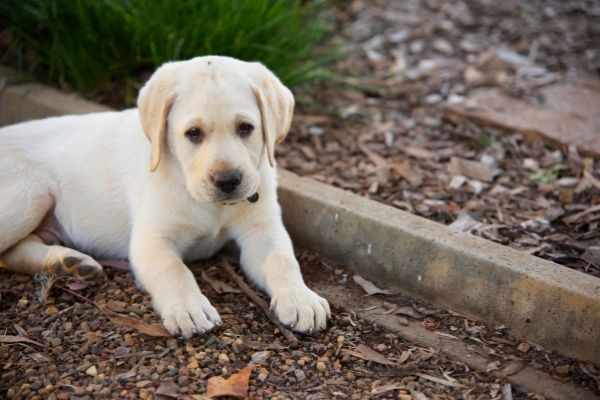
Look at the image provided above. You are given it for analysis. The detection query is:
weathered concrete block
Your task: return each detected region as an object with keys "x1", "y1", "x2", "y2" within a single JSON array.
[{"x1": 278, "y1": 170, "x2": 600, "y2": 365}]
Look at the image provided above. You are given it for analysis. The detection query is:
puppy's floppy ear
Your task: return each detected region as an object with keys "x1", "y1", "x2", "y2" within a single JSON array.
[
  {"x1": 250, "y1": 63, "x2": 295, "y2": 168},
  {"x1": 137, "y1": 63, "x2": 177, "y2": 172}
]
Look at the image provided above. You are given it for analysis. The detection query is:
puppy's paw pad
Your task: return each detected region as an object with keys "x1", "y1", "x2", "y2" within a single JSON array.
[
  {"x1": 49, "y1": 256, "x2": 104, "y2": 281},
  {"x1": 75, "y1": 263, "x2": 104, "y2": 281}
]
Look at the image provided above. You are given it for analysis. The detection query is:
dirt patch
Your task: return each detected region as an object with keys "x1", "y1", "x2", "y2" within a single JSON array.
[{"x1": 1, "y1": 251, "x2": 598, "y2": 399}]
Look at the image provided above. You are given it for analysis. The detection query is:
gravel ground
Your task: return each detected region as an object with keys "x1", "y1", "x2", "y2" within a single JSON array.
[
  {"x1": 2, "y1": 251, "x2": 599, "y2": 399},
  {"x1": 278, "y1": 0, "x2": 600, "y2": 278},
  {"x1": 2, "y1": 1, "x2": 599, "y2": 398}
]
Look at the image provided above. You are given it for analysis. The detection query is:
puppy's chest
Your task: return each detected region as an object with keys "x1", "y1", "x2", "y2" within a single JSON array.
[{"x1": 173, "y1": 211, "x2": 231, "y2": 261}]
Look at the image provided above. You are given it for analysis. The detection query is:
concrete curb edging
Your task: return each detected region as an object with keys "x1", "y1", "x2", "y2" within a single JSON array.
[
  {"x1": 278, "y1": 171, "x2": 600, "y2": 366},
  {"x1": 1, "y1": 77, "x2": 599, "y2": 366}
]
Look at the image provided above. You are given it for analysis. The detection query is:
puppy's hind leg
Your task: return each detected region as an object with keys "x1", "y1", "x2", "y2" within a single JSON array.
[
  {"x1": 0, "y1": 166, "x2": 102, "y2": 281},
  {"x1": 1, "y1": 234, "x2": 104, "y2": 281}
]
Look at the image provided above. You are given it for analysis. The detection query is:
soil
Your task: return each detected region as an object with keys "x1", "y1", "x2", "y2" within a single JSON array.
[{"x1": 1, "y1": 251, "x2": 598, "y2": 399}]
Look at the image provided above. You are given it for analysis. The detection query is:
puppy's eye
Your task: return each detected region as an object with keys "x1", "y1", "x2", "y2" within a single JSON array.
[
  {"x1": 185, "y1": 127, "x2": 204, "y2": 144},
  {"x1": 238, "y1": 122, "x2": 254, "y2": 138}
]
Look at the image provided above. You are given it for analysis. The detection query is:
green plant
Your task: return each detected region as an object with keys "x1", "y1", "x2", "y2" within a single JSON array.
[
  {"x1": 529, "y1": 164, "x2": 562, "y2": 184},
  {"x1": 476, "y1": 133, "x2": 492, "y2": 150},
  {"x1": 1, "y1": 0, "x2": 335, "y2": 100}
]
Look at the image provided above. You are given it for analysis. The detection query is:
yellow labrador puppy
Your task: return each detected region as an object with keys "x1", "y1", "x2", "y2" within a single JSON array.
[{"x1": 0, "y1": 56, "x2": 330, "y2": 337}]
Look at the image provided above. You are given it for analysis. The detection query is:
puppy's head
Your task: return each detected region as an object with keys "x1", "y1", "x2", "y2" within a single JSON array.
[{"x1": 137, "y1": 56, "x2": 294, "y2": 203}]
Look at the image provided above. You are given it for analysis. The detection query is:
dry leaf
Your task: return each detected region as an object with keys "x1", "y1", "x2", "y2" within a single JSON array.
[
  {"x1": 415, "y1": 372, "x2": 464, "y2": 388},
  {"x1": 449, "y1": 156, "x2": 497, "y2": 182},
  {"x1": 393, "y1": 305, "x2": 424, "y2": 319},
  {"x1": 107, "y1": 313, "x2": 169, "y2": 337},
  {"x1": 343, "y1": 344, "x2": 396, "y2": 366},
  {"x1": 201, "y1": 270, "x2": 240, "y2": 294},
  {"x1": 397, "y1": 350, "x2": 412, "y2": 364},
  {"x1": 0, "y1": 335, "x2": 49, "y2": 349},
  {"x1": 405, "y1": 146, "x2": 435, "y2": 159},
  {"x1": 389, "y1": 161, "x2": 423, "y2": 185},
  {"x1": 353, "y1": 275, "x2": 394, "y2": 296},
  {"x1": 206, "y1": 365, "x2": 254, "y2": 398},
  {"x1": 358, "y1": 142, "x2": 388, "y2": 169},
  {"x1": 371, "y1": 383, "x2": 404, "y2": 395}
]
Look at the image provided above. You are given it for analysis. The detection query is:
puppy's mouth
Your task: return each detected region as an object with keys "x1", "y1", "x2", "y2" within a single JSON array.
[{"x1": 218, "y1": 192, "x2": 259, "y2": 206}]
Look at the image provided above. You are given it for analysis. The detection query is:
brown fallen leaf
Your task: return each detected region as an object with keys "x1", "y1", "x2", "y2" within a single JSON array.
[
  {"x1": 0, "y1": 335, "x2": 50, "y2": 349},
  {"x1": 405, "y1": 146, "x2": 435, "y2": 160},
  {"x1": 358, "y1": 141, "x2": 388, "y2": 169},
  {"x1": 415, "y1": 372, "x2": 465, "y2": 388},
  {"x1": 201, "y1": 270, "x2": 241, "y2": 294},
  {"x1": 206, "y1": 365, "x2": 254, "y2": 398},
  {"x1": 449, "y1": 156, "x2": 498, "y2": 182},
  {"x1": 107, "y1": 313, "x2": 169, "y2": 337},
  {"x1": 353, "y1": 275, "x2": 394, "y2": 296},
  {"x1": 342, "y1": 343, "x2": 396, "y2": 366},
  {"x1": 389, "y1": 161, "x2": 423, "y2": 185}
]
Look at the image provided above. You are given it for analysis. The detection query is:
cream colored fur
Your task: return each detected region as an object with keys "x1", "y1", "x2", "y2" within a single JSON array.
[{"x1": 0, "y1": 56, "x2": 330, "y2": 337}]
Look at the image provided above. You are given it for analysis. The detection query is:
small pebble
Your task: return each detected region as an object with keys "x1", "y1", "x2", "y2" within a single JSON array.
[
  {"x1": 517, "y1": 342, "x2": 530, "y2": 353},
  {"x1": 135, "y1": 380, "x2": 153, "y2": 389},
  {"x1": 316, "y1": 361, "x2": 327, "y2": 372},
  {"x1": 251, "y1": 350, "x2": 271, "y2": 364},
  {"x1": 294, "y1": 369, "x2": 306, "y2": 382},
  {"x1": 85, "y1": 366, "x2": 98, "y2": 377},
  {"x1": 166, "y1": 339, "x2": 178, "y2": 350},
  {"x1": 258, "y1": 367, "x2": 269, "y2": 382},
  {"x1": 218, "y1": 353, "x2": 230, "y2": 363},
  {"x1": 44, "y1": 306, "x2": 59, "y2": 315}
]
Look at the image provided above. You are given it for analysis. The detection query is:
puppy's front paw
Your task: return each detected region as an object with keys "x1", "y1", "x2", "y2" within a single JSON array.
[
  {"x1": 155, "y1": 290, "x2": 222, "y2": 338},
  {"x1": 270, "y1": 286, "x2": 331, "y2": 334}
]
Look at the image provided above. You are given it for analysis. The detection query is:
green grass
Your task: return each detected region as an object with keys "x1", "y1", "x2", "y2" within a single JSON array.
[{"x1": 0, "y1": 0, "x2": 335, "y2": 103}]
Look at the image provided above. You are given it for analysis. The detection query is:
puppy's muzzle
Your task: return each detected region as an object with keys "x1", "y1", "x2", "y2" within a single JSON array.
[{"x1": 212, "y1": 169, "x2": 242, "y2": 194}]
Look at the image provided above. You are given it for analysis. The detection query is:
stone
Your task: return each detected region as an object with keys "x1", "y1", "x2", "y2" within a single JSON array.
[
  {"x1": 85, "y1": 366, "x2": 97, "y2": 377},
  {"x1": 294, "y1": 369, "x2": 306, "y2": 382},
  {"x1": 316, "y1": 361, "x2": 327, "y2": 372},
  {"x1": 217, "y1": 353, "x2": 229, "y2": 363},
  {"x1": 251, "y1": 350, "x2": 271, "y2": 364}
]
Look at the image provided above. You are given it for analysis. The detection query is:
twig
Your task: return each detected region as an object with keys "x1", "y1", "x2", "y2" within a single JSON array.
[
  {"x1": 220, "y1": 259, "x2": 299, "y2": 347},
  {"x1": 563, "y1": 204, "x2": 600, "y2": 224}
]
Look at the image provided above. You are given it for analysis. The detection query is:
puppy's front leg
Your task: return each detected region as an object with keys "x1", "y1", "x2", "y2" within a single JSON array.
[
  {"x1": 130, "y1": 232, "x2": 221, "y2": 338},
  {"x1": 234, "y1": 218, "x2": 330, "y2": 333}
]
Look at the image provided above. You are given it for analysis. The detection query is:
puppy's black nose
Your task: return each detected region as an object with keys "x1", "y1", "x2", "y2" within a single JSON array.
[{"x1": 213, "y1": 170, "x2": 242, "y2": 194}]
